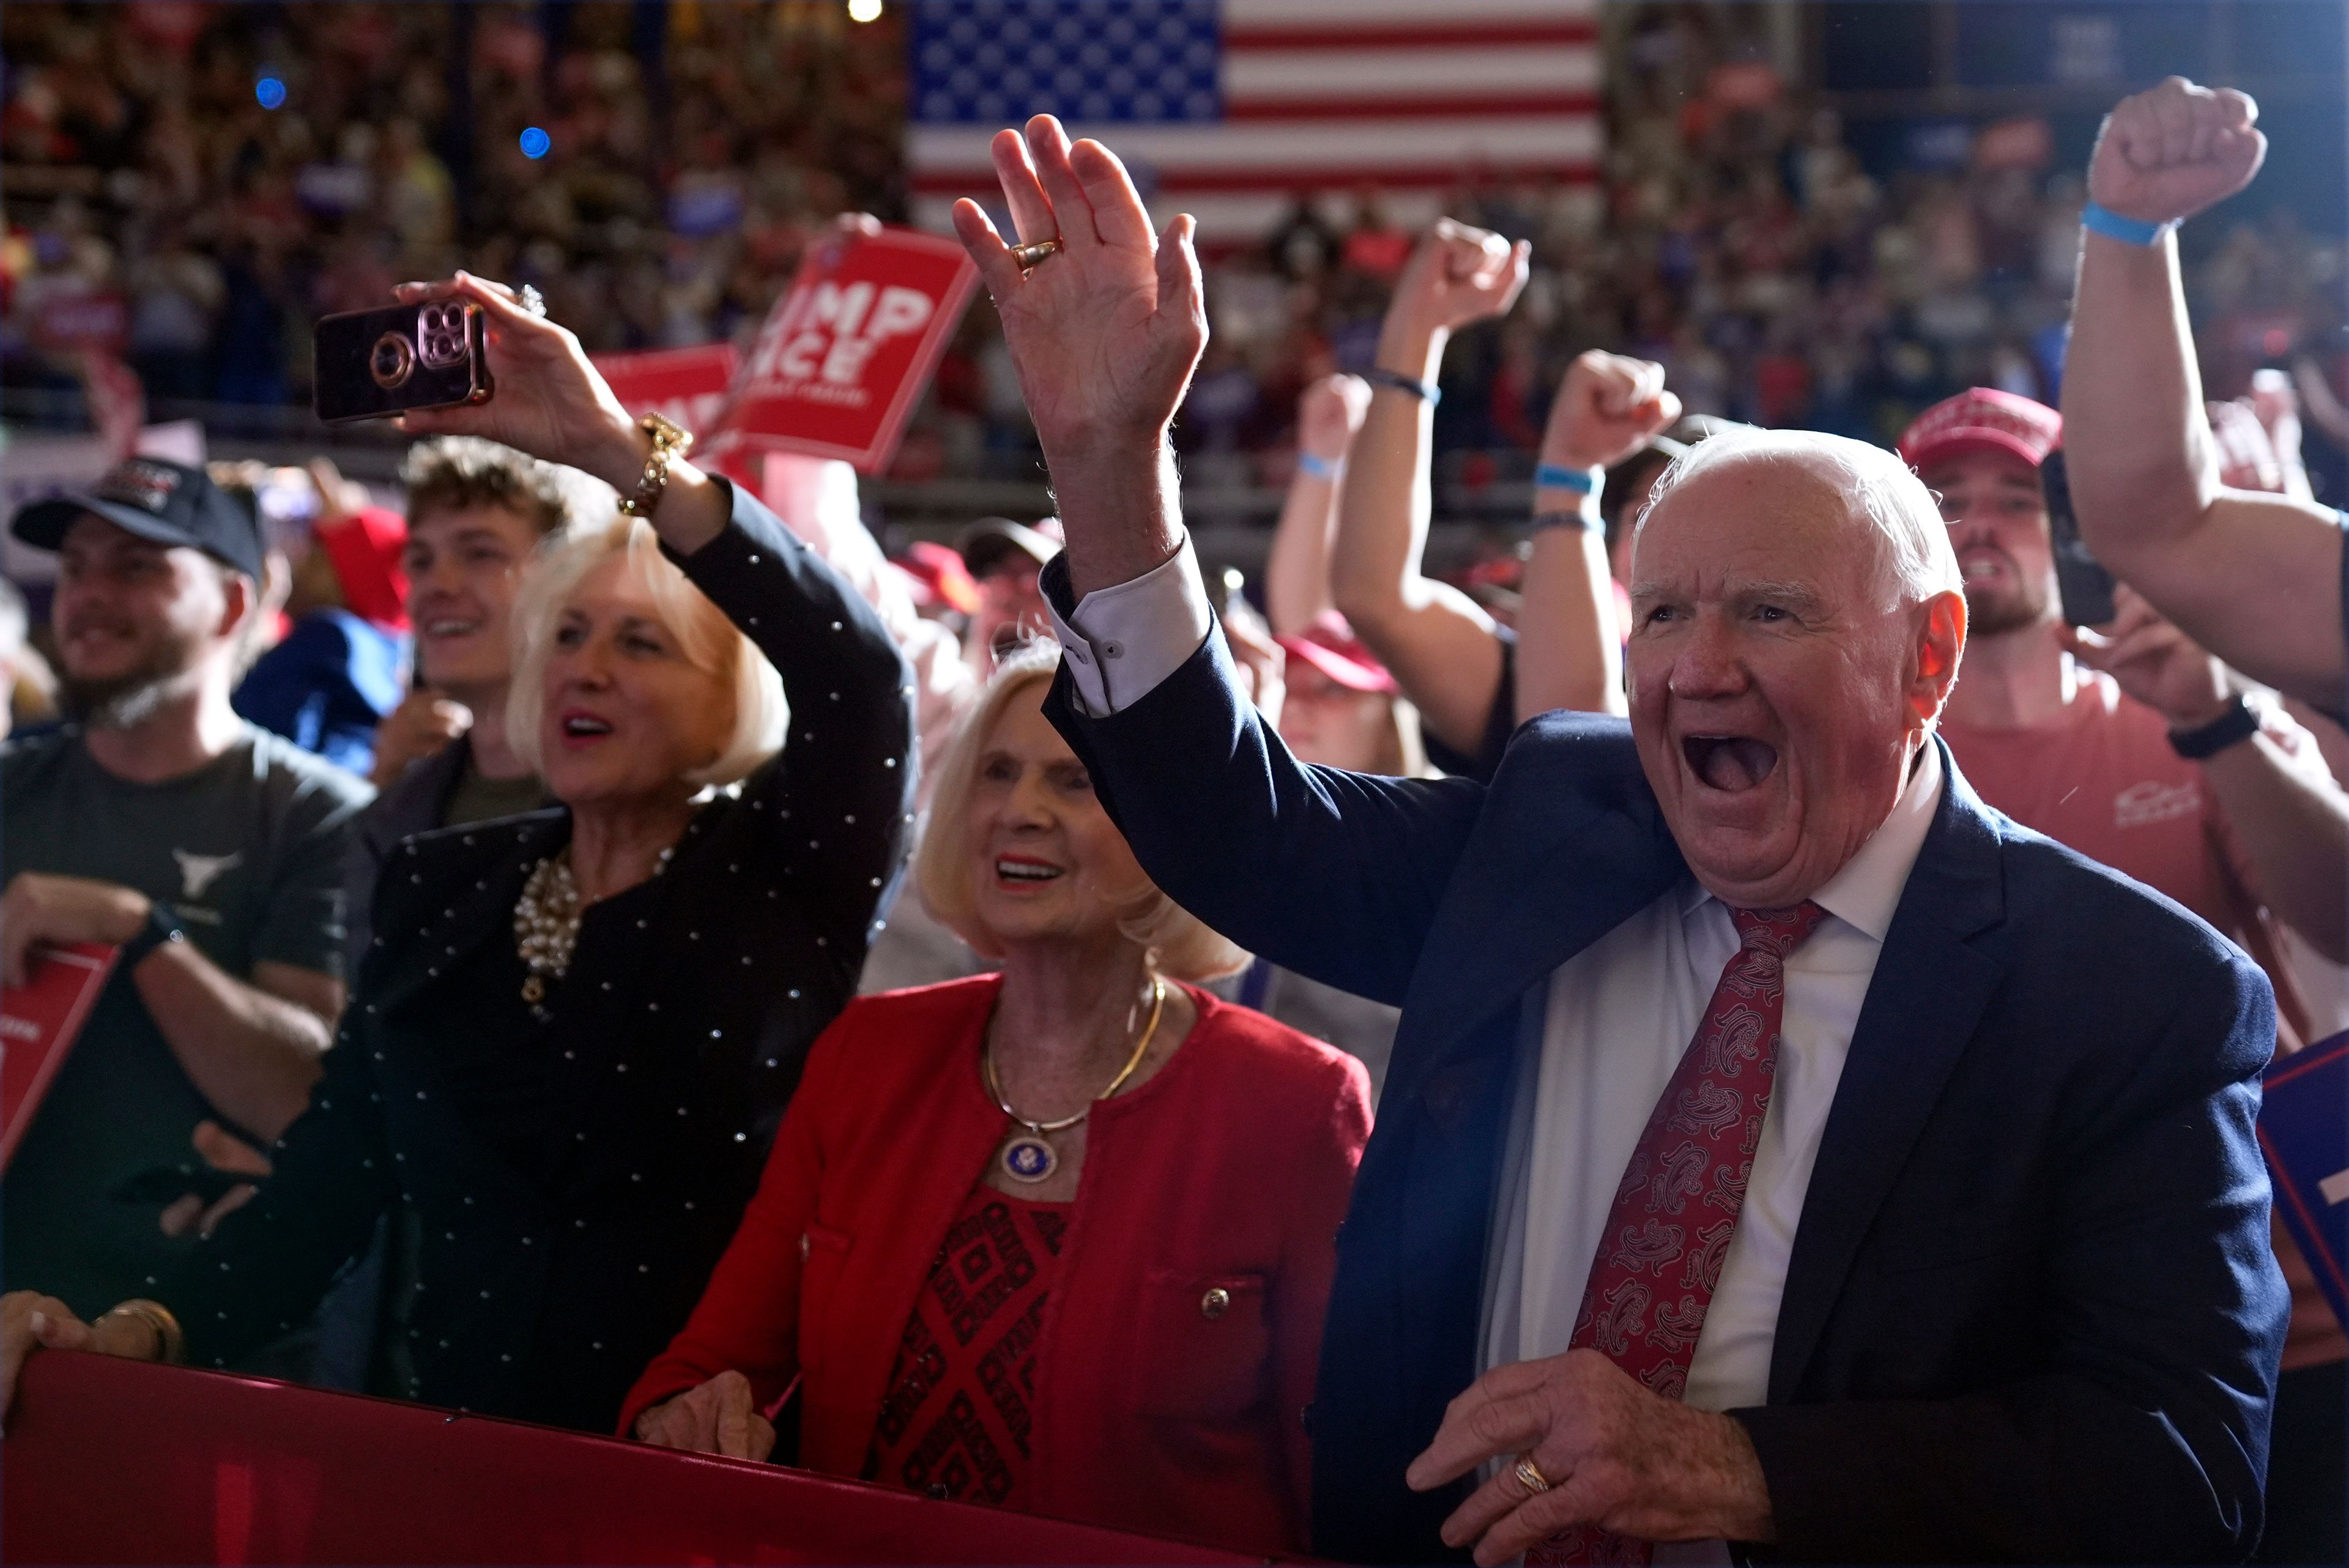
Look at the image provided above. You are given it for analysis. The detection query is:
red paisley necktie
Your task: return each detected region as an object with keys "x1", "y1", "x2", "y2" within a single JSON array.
[{"x1": 1527, "y1": 902, "x2": 1827, "y2": 1567}]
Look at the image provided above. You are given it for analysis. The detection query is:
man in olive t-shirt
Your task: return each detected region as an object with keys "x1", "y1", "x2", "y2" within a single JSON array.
[
  {"x1": 3, "y1": 725, "x2": 366, "y2": 1313},
  {"x1": 1, "y1": 459, "x2": 369, "y2": 1320}
]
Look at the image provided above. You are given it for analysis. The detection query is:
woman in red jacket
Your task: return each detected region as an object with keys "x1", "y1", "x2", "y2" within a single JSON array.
[{"x1": 620, "y1": 645, "x2": 1371, "y2": 1555}]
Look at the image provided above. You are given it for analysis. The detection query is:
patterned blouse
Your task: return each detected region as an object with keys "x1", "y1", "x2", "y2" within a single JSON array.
[{"x1": 866, "y1": 1183, "x2": 1072, "y2": 1506}]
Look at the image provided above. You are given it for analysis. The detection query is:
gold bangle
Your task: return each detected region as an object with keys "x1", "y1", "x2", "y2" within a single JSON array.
[
  {"x1": 97, "y1": 1299, "x2": 185, "y2": 1364},
  {"x1": 618, "y1": 411, "x2": 694, "y2": 519}
]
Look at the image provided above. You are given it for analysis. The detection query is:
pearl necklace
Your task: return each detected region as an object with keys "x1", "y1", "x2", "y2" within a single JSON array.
[{"x1": 513, "y1": 845, "x2": 672, "y2": 1005}]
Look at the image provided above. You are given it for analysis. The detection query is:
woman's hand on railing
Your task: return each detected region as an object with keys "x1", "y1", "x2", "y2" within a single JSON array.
[
  {"x1": 631, "y1": 1369, "x2": 777, "y2": 1462},
  {"x1": 0, "y1": 1291, "x2": 161, "y2": 1426}
]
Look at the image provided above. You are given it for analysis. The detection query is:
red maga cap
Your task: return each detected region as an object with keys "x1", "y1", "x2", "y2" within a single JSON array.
[
  {"x1": 1276, "y1": 612, "x2": 1398, "y2": 696},
  {"x1": 1897, "y1": 387, "x2": 2061, "y2": 472}
]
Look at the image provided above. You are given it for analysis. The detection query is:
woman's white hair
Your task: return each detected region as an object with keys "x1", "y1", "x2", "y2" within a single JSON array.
[
  {"x1": 916, "y1": 642, "x2": 1248, "y2": 983},
  {"x1": 1636, "y1": 428, "x2": 1964, "y2": 609},
  {"x1": 505, "y1": 516, "x2": 788, "y2": 789}
]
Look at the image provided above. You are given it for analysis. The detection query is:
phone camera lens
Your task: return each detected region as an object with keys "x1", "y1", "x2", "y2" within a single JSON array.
[{"x1": 369, "y1": 331, "x2": 416, "y2": 389}]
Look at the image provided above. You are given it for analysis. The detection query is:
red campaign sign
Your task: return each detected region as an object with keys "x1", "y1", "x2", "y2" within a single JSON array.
[
  {"x1": 3, "y1": 1354, "x2": 1261, "y2": 1566},
  {"x1": 1, "y1": 941, "x2": 117, "y2": 1170},
  {"x1": 587, "y1": 343, "x2": 740, "y2": 443},
  {"x1": 710, "y1": 224, "x2": 979, "y2": 475}
]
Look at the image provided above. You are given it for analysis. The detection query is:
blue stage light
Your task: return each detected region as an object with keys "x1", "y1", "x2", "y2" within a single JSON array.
[
  {"x1": 520, "y1": 127, "x2": 552, "y2": 160},
  {"x1": 256, "y1": 76, "x2": 288, "y2": 111}
]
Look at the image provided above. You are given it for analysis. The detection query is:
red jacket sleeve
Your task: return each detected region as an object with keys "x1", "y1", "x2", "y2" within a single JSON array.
[
  {"x1": 614, "y1": 1003, "x2": 848, "y2": 1437},
  {"x1": 1271, "y1": 1047, "x2": 1373, "y2": 1533}
]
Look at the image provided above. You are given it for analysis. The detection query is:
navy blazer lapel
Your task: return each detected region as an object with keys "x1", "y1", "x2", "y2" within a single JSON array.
[
  {"x1": 1384, "y1": 718, "x2": 1686, "y2": 1113},
  {"x1": 1767, "y1": 740, "x2": 2008, "y2": 1403}
]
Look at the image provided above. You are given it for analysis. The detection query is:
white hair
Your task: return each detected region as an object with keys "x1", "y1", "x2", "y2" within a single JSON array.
[
  {"x1": 915, "y1": 642, "x2": 1248, "y2": 982},
  {"x1": 506, "y1": 516, "x2": 787, "y2": 789},
  {"x1": 1635, "y1": 428, "x2": 1964, "y2": 609}
]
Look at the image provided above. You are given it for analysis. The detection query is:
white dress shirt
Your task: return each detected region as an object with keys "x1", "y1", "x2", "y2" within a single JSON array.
[{"x1": 1050, "y1": 532, "x2": 1945, "y2": 1561}]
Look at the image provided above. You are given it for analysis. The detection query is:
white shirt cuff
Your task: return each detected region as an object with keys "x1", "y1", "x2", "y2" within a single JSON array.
[{"x1": 1045, "y1": 535, "x2": 1214, "y2": 717}]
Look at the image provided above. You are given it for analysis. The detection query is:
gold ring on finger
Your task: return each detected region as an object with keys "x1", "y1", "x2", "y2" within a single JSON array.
[
  {"x1": 1513, "y1": 1455, "x2": 1553, "y2": 1495},
  {"x1": 1011, "y1": 238, "x2": 1063, "y2": 270}
]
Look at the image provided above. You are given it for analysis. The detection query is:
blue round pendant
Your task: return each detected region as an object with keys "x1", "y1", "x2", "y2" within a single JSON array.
[{"x1": 1001, "y1": 1135, "x2": 1058, "y2": 1184}]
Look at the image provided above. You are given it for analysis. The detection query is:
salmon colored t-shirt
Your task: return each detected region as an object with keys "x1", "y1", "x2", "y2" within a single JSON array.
[{"x1": 1942, "y1": 671, "x2": 2344, "y2": 1368}]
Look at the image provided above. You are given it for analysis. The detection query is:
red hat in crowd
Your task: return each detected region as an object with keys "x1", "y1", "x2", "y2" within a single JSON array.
[
  {"x1": 1276, "y1": 612, "x2": 1399, "y2": 697},
  {"x1": 1898, "y1": 388, "x2": 2063, "y2": 472},
  {"x1": 316, "y1": 505, "x2": 410, "y2": 630},
  {"x1": 892, "y1": 540, "x2": 982, "y2": 617}
]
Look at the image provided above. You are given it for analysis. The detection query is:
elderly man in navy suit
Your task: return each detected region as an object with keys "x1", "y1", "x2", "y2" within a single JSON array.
[{"x1": 950, "y1": 119, "x2": 2287, "y2": 1565}]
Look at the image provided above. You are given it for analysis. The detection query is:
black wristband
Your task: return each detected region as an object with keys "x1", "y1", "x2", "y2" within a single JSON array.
[
  {"x1": 122, "y1": 900, "x2": 187, "y2": 969},
  {"x1": 2167, "y1": 694, "x2": 2260, "y2": 760},
  {"x1": 1363, "y1": 366, "x2": 1441, "y2": 406}
]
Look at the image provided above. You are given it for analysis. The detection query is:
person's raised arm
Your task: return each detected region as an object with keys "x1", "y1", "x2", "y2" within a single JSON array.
[
  {"x1": 1516, "y1": 353, "x2": 1679, "y2": 722},
  {"x1": 1264, "y1": 374, "x2": 1369, "y2": 635},
  {"x1": 947, "y1": 119, "x2": 1489, "y2": 1001},
  {"x1": 1329, "y1": 223, "x2": 1527, "y2": 758},
  {"x1": 2063, "y1": 77, "x2": 2345, "y2": 712},
  {"x1": 950, "y1": 119, "x2": 1207, "y2": 599},
  {"x1": 395, "y1": 273, "x2": 730, "y2": 559}
]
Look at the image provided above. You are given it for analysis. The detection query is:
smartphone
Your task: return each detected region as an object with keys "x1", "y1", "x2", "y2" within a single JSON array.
[
  {"x1": 108, "y1": 1163, "x2": 258, "y2": 1208},
  {"x1": 2041, "y1": 449, "x2": 2117, "y2": 628},
  {"x1": 314, "y1": 300, "x2": 492, "y2": 424}
]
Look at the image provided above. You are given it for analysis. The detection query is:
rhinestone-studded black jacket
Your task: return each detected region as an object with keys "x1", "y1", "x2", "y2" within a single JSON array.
[{"x1": 161, "y1": 480, "x2": 916, "y2": 1433}]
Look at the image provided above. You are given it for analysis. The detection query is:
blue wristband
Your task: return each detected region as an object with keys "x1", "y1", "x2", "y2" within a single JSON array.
[
  {"x1": 2082, "y1": 201, "x2": 2173, "y2": 247},
  {"x1": 1364, "y1": 367, "x2": 1441, "y2": 406},
  {"x1": 1534, "y1": 463, "x2": 1598, "y2": 494},
  {"x1": 1297, "y1": 451, "x2": 1338, "y2": 480}
]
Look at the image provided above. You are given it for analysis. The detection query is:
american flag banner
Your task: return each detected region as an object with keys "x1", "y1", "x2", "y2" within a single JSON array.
[{"x1": 907, "y1": 0, "x2": 1603, "y2": 242}]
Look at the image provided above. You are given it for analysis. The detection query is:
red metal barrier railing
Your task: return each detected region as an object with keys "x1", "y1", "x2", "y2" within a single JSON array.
[{"x1": 0, "y1": 1353, "x2": 1260, "y2": 1565}]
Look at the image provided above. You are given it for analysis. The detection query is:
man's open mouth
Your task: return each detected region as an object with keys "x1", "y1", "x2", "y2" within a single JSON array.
[{"x1": 1683, "y1": 735, "x2": 1779, "y2": 792}]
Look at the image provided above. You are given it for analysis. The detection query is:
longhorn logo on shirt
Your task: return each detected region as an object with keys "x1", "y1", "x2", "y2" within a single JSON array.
[{"x1": 173, "y1": 849, "x2": 242, "y2": 900}]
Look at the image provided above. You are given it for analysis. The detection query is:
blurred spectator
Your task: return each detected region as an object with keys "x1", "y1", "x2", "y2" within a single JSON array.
[
  {"x1": 232, "y1": 463, "x2": 411, "y2": 778},
  {"x1": 958, "y1": 515, "x2": 1059, "y2": 671},
  {"x1": 0, "y1": 1, "x2": 905, "y2": 402},
  {"x1": 0, "y1": 576, "x2": 60, "y2": 737},
  {"x1": 345, "y1": 436, "x2": 581, "y2": 962},
  {"x1": 2, "y1": 456, "x2": 368, "y2": 1327}
]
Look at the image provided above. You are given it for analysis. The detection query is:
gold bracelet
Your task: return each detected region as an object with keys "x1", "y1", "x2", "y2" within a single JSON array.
[
  {"x1": 618, "y1": 411, "x2": 694, "y2": 518},
  {"x1": 97, "y1": 1299, "x2": 185, "y2": 1364}
]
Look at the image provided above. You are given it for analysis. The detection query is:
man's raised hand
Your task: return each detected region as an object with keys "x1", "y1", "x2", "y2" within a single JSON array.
[
  {"x1": 2089, "y1": 76, "x2": 2265, "y2": 230},
  {"x1": 951, "y1": 117, "x2": 1206, "y2": 594},
  {"x1": 951, "y1": 117, "x2": 1206, "y2": 460}
]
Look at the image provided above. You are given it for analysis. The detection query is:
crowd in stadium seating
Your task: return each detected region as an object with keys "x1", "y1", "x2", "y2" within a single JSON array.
[
  {"x1": 0, "y1": 1, "x2": 901, "y2": 404},
  {"x1": 9, "y1": 1, "x2": 2343, "y2": 508},
  {"x1": 0, "y1": 42, "x2": 2345, "y2": 1568}
]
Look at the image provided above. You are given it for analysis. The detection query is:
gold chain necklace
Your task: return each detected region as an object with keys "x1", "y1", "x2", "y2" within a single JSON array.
[{"x1": 984, "y1": 976, "x2": 1165, "y2": 1184}]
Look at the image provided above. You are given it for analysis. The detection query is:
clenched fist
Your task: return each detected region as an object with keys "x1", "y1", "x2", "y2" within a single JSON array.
[
  {"x1": 1297, "y1": 374, "x2": 1371, "y2": 464},
  {"x1": 1384, "y1": 220, "x2": 1532, "y2": 351},
  {"x1": 2088, "y1": 76, "x2": 2265, "y2": 230},
  {"x1": 1543, "y1": 352, "x2": 1682, "y2": 475}
]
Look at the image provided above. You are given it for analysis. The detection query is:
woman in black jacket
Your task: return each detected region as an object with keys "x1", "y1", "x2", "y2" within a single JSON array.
[{"x1": 0, "y1": 273, "x2": 916, "y2": 1433}]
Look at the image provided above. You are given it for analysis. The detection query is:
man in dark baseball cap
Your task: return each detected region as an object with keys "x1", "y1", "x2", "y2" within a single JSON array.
[
  {"x1": 956, "y1": 515, "x2": 1063, "y2": 672},
  {"x1": 2, "y1": 456, "x2": 370, "y2": 1328},
  {"x1": 12, "y1": 456, "x2": 267, "y2": 582}
]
